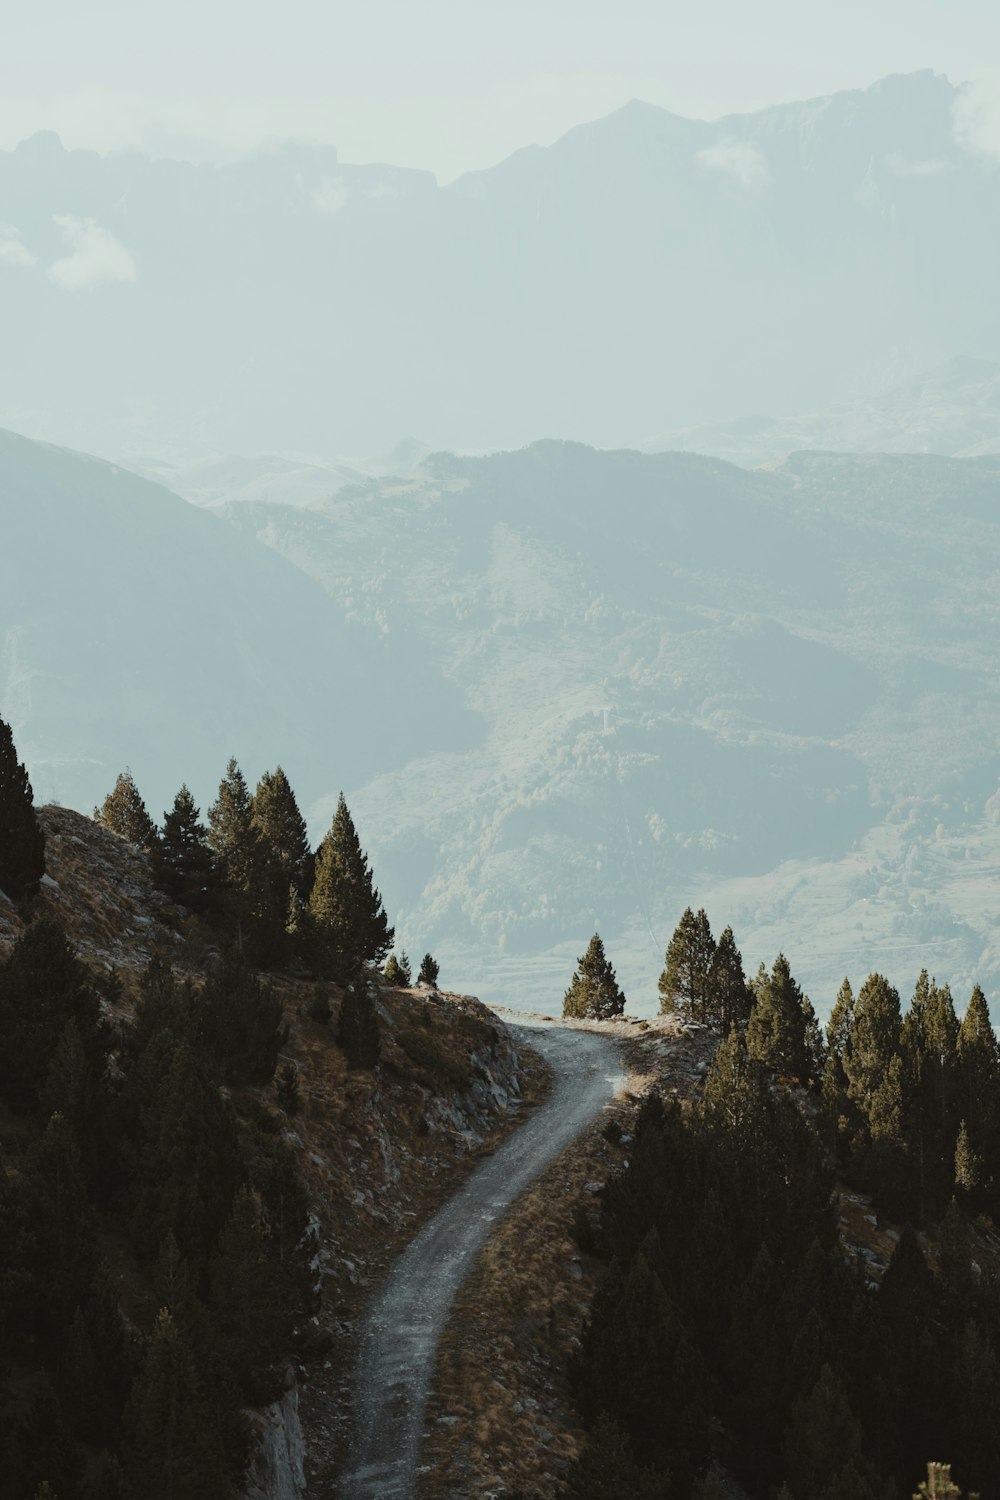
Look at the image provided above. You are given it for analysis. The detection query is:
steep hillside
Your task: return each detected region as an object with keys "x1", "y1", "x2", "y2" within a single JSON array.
[
  {"x1": 216, "y1": 441, "x2": 1000, "y2": 1016},
  {"x1": 8, "y1": 427, "x2": 1000, "y2": 1017},
  {"x1": 0, "y1": 427, "x2": 472, "y2": 815},
  {"x1": 3, "y1": 72, "x2": 1000, "y2": 460},
  {"x1": 0, "y1": 806, "x2": 531, "y2": 1498}
]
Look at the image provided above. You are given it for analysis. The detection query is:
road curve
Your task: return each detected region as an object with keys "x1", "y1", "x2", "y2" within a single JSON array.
[{"x1": 339, "y1": 1018, "x2": 624, "y2": 1500}]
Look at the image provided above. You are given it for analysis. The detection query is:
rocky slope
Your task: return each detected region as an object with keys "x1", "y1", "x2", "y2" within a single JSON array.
[{"x1": 0, "y1": 808, "x2": 531, "y2": 1499}]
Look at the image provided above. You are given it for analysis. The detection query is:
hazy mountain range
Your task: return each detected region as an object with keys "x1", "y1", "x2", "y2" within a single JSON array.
[
  {"x1": 652, "y1": 355, "x2": 1000, "y2": 468},
  {"x1": 4, "y1": 70, "x2": 1000, "y2": 464},
  {"x1": 6, "y1": 426, "x2": 1000, "y2": 1017}
]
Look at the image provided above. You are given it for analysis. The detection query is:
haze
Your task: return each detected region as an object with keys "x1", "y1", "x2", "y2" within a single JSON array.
[
  {"x1": 5, "y1": 11, "x2": 1000, "y2": 1018},
  {"x1": 3, "y1": 0, "x2": 1000, "y2": 179}
]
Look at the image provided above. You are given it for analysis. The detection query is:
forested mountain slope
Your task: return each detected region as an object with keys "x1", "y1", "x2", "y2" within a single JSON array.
[
  {"x1": 0, "y1": 427, "x2": 470, "y2": 815},
  {"x1": 218, "y1": 441, "x2": 1000, "y2": 1014},
  {"x1": 8, "y1": 425, "x2": 1000, "y2": 1014}
]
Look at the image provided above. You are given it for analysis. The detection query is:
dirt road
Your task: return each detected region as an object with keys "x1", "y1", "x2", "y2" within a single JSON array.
[{"x1": 339, "y1": 1018, "x2": 624, "y2": 1499}]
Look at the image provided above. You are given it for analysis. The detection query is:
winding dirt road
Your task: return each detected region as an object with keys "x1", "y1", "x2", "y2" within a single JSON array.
[{"x1": 339, "y1": 1018, "x2": 624, "y2": 1500}]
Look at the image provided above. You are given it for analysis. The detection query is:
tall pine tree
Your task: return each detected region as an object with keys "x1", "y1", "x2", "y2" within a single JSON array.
[
  {"x1": 251, "y1": 766, "x2": 311, "y2": 898},
  {"x1": 207, "y1": 759, "x2": 266, "y2": 953},
  {"x1": 307, "y1": 793, "x2": 392, "y2": 981},
  {"x1": 709, "y1": 924, "x2": 752, "y2": 1033},
  {"x1": 153, "y1": 786, "x2": 215, "y2": 914},
  {"x1": 746, "y1": 954, "x2": 810, "y2": 1081},
  {"x1": 95, "y1": 770, "x2": 157, "y2": 848},
  {"x1": 563, "y1": 933, "x2": 626, "y2": 1020},
  {"x1": 0, "y1": 714, "x2": 45, "y2": 902},
  {"x1": 658, "y1": 907, "x2": 716, "y2": 1020}
]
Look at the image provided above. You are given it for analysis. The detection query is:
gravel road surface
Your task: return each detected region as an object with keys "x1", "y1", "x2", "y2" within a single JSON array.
[{"x1": 339, "y1": 1018, "x2": 624, "y2": 1499}]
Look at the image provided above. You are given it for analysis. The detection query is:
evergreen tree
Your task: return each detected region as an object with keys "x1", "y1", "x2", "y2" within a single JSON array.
[
  {"x1": 954, "y1": 1119, "x2": 980, "y2": 1197},
  {"x1": 913, "y1": 1464, "x2": 971, "y2": 1500},
  {"x1": 827, "y1": 978, "x2": 855, "y2": 1061},
  {"x1": 307, "y1": 793, "x2": 393, "y2": 980},
  {"x1": 153, "y1": 786, "x2": 214, "y2": 913},
  {"x1": 95, "y1": 769, "x2": 157, "y2": 847},
  {"x1": 417, "y1": 952, "x2": 440, "y2": 988},
  {"x1": 702, "y1": 1027, "x2": 766, "y2": 1135},
  {"x1": 956, "y1": 987, "x2": 1000, "y2": 1170},
  {"x1": 20, "y1": 1113, "x2": 100, "y2": 1345},
  {"x1": 123, "y1": 1309, "x2": 224, "y2": 1500},
  {"x1": 384, "y1": 951, "x2": 412, "y2": 986},
  {"x1": 207, "y1": 758, "x2": 265, "y2": 951},
  {"x1": 197, "y1": 949, "x2": 287, "y2": 1087},
  {"x1": 709, "y1": 925, "x2": 752, "y2": 1033},
  {"x1": 337, "y1": 980, "x2": 381, "y2": 1069},
  {"x1": 844, "y1": 973, "x2": 902, "y2": 1116},
  {"x1": 251, "y1": 766, "x2": 312, "y2": 897},
  {"x1": 780, "y1": 1364, "x2": 877, "y2": 1500},
  {"x1": 658, "y1": 907, "x2": 715, "y2": 1021},
  {"x1": 0, "y1": 918, "x2": 107, "y2": 1113},
  {"x1": 566, "y1": 1414, "x2": 668, "y2": 1500},
  {"x1": 746, "y1": 954, "x2": 810, "y2": 1080},
  {"x1": 563, "y1": 934, "x2": 626, "y2": 1020},
  {"x1": 0, "y1": 714, "x2": 46, "y2": 903},
  {"x1": 209, "y1": 1189, "x2": 287, "y2": 1404}
]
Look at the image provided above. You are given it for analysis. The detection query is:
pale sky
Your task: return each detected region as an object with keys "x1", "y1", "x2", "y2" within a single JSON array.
[{"x1": 3, "y1": 0, "x2": 1000, "y2": 180}]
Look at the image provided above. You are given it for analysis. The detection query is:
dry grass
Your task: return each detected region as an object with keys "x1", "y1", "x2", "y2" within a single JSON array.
[{"x1": 417, "y1": 1018, "x2": 721, "y2": 1500}]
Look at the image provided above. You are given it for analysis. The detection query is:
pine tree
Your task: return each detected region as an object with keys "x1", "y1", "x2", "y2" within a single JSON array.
[
  {"x1": 384, "y1": 951, "x2": 412, "y2": 986},
  {"x1": 123, "y1": 1309, "x2": 224, "y2": 1500},
  {"x1": 197, "y1": 949, "x2": 287, "y2": 1087},
  {"x1": 913, "y1": 1464, "x2": 973, "y2": 1500},
  {"x1": 153, "y1": 786, "x2": 214, "y2": 913},
  {"x1": 566, "y1": 1413, "x2": 668, "y2": 1500},
  {"x1": 20, "y1": 1112, "x2": 100, "y2": 1344},
  {"x1": 780, "y1": 1363, "x2": 877, "y2": 1500},
  {"x1": 826, "y1": 979, "x2": 855, "y2": 1061},
  {"x1": 956, "y1": 986, "x2": 999, "y2": 1153},
  {"x1": 954, "y1": 1119, "x2": 980, "y2": 1196},
  {"x1": 0, "y1": 917, "x2": 107, "y2": 1113},
  {"x1": 709, "y1": 925, "x2": 752, "y2": 1033},
  {"x1": 746, "y1": 954, "x2": 809, "y2": 1080},
  {"x1": 844, "y1": 972, "x2": 902, "y2": 1116},
  {"x1": 338, "y1": 980, "x2": 381, "y2": 1069},
  {"x1": 563, "y1": 934, "x2": 626, "y2": 1020},
  {"x1": 307, "y1": 793, "x2": 393, "y2": 980},
  {"x1": 658, "y1": 907, "x2": 715, "y2": 1021},
  {"x1": 207, "y1": 758, "x2": 288, "y2": 962},
  {"x1": 251, "y1": 766, "x2": 311, "y2": 897},
  {"x1": 210, "y1": 1189, "x2": 286, "y2": 1403},
  {"x1": 95, "y1": 769, "x2": 157, "y2": 847},
  {"x1": 417, "y1": 952, "x2": 440, "y2": 988},
  {"x1": 0, "y1": 713, "x2": 45, "y2": 902}
]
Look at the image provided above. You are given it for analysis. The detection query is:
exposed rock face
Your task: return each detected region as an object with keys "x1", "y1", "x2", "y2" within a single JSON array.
[{"x1": 245, "y1": 1384, "x2": 307, "y2": 1500}]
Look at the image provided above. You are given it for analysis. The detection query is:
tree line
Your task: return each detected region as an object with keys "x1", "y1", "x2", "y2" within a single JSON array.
[
  {"x1": 0, "y1": 718, "x2": 423, "y2": 1497},
  {"x1": 564, "y1": 904, "x2": 1000, "y2": 1500}
]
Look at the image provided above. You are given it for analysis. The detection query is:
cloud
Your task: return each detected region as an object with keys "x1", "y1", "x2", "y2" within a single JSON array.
[
  {"x1": 952, "y1": 74, "x2": 1000, "y2": 166},
  {"x1": 884, "y1": 153, "x2": 949, "y2": 178},
  {"x1": 47, "y1": 215, "x2": 136, "y2": 291},
  {"x1": 696, "y1": 139, "x2": 769, "y2": 189},
  {"x1": 311, "y1": 177, "x2": 349, "y2": 213},
  {"x1": 0, "y1": 224, "x2": 35, "y2": 267}
]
